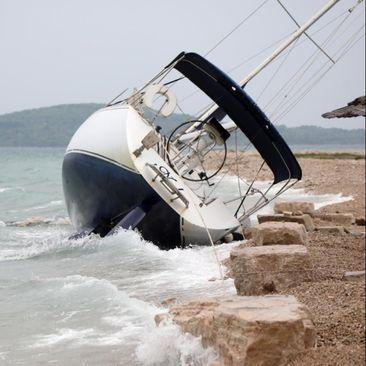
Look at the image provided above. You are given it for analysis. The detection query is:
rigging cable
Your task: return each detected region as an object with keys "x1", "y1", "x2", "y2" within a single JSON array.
[
  {"x1": 265, "y1": 0, "x2": 364, "y2": 119},
  {"x1": 271, "y1": 17, "x2": 365, "y2": 121},
  {"x1": 204, "y1": 0, "x2": 270, "y2": 57},
  {"x1": 266, "y1": 7, "x2": 361, "y2": 119},
  {"x1": 179, "y1": 7, "x2": 349, "y2": 106},
  {"x1": 274, "y1": 26, "x2": 365, "y2": 122},
  {"x1": 227, "y1": 7, "x2": 349, "y2": 76},
  {"x1": 256, "y1": 37, "x2": 299, "y2": 102},
  {"x1": 276, "y1": 0, "x2": 335, "y2": 63}
]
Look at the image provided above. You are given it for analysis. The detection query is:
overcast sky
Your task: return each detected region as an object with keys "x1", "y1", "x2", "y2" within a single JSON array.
[{"x1": 0, "y1": 0, "x2": 365, "y2": 129}]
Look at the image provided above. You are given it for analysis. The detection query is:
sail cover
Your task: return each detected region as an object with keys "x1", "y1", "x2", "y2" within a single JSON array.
[{"x1": 173, "y1": 52, "x2": 302, "y2": 184}]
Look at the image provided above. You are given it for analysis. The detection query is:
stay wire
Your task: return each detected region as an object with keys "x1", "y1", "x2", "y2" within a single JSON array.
[
  {"x1": 274, "y1": 28, "x2": 365, "y2": 122},
  {"x1": 204, "y1": 0, "x2": 270, "y2": 57},
  {"x1": 256, "y1": 37, "x2": 299, "y2": 103},
  {"x1": 179, "y1": 7, "x2": 349, "y2": 108},
  {"x1": 266, "y1": 2, "x2": 364, "y2": 118},
  {"x1": 267, "y1": 9, "x2": 355, "y2": 119},
  {"x1": 273, "y1": 22, "x2": 366, "y2": 121},
  {"x1": 276, "y1": 0, "x2": 335, "y2": 63}
]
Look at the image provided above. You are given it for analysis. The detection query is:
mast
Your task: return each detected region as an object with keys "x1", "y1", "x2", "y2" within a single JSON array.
[{"x1": 201, "y1": 0, "x2": 341, "y2": 120}]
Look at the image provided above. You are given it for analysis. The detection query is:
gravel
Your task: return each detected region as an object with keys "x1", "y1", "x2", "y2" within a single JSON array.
[{"x1": 224, "y1": 153, "x2": 366, "y2": 365}]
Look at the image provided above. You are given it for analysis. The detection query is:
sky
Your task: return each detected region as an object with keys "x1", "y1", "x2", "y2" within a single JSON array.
[{"x1": 0, "y1": 0, "x2": 365, "y2": 129}]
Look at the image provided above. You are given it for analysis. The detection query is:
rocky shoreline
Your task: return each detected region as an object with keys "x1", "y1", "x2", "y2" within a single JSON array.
[{"x1": 157, "y1": 154, "x2": 365, "y2": 365}]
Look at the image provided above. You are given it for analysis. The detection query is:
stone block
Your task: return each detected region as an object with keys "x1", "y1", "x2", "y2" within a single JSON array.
[
  {"x1": 230, "y1": 244, "x2": 312, "y2": 295},
  {"x1": 168, "y1": 295, "x2": 316, "y2": 366},
  {"x1": 313, "y1": 213, "x2": 354, "y2": 226},
  {"x1": 243, "y1": 227, "x2": 254, "y2": 239},
  {"x1": 315, "y1": 226, "x2": 345, "y2": 235},
  {"x1": 252, "y1": 222, "x2": 307, "y2": 245},
  {"x1": 257, "y1": 213, "x2": 315, "y2": 232},
  {"x1": 274, "y1": 201, "x2": 315, "y2": 216},
  {"x1": 342, "y1": 271, "x2": 365, "y2": 282}
]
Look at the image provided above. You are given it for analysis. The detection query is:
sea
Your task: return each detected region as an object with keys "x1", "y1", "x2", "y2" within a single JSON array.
[{"x1": 0, "y1": 147, "x2": 356, "y2": 366}]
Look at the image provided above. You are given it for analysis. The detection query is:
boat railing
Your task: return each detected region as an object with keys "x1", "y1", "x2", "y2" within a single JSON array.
[{"x1": 146, "y1": 163, "x2": 190, "y2": 208}]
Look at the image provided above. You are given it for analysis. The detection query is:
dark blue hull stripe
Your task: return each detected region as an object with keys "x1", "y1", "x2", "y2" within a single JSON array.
[{"x1": 62, "y1": 152, "x2": 181, "y2": 249}]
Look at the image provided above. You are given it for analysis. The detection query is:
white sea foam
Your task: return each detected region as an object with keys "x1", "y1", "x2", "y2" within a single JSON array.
[
  {"x1": 31, "y1": 328, "x2": 96, "y2": 348},
  {"x1": 23, "y1": 200, "x2": 63, "y2": 212},
  {"x1": 29, "y1": 274, "x2": 165, "y2": 353},
  {"x1": 31, "y1": 327, "x2": 140, "y2": 348},
  {"x1": 0, "y1": 173, "x2": 355, "y2": 365},
  {"x1": 136, "y1": 318, "x2": 218, "y2": 366},
  {"x1": 0, "y1": 352, "x2": 9, "y2": 361},
  {"x1": 0, "y1": 229, "x2": 98, "y2": 261},
  {"x1": 0, "y1": 186, "x2": 25, "y2": 193}
]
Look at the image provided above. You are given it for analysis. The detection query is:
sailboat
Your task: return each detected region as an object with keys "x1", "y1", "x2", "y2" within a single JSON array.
[{"x1": 62, "y1": 0, "x2": 364, "y2": 249}]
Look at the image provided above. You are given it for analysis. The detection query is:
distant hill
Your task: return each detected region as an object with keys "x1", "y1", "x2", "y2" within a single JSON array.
[
  {"x1": 0, "y1": 104, "x2": 103, "y2": 147},
  {"x1": 0, "y1": 104, "x2": 364, "y2": 147}
]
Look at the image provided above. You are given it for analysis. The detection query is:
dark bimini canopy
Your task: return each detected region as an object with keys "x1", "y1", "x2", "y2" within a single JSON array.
[{"x1": 171, "y1": 52, "x2": 302, "y2": 184}]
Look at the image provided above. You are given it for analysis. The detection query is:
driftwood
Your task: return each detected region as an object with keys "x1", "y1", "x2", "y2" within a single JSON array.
[{"x1": 322, "y1": 96, "x2": 365, "y2": 118}]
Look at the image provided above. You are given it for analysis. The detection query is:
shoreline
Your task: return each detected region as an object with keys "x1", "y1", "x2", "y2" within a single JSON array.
[{"x1": 190, "y1": 152, "x2": 365, "y2": 365}]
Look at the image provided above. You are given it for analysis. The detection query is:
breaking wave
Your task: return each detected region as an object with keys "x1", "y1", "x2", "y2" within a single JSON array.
[
  {"x1": 26, "y1": 274, "x2": 216, "y2": 365},
  {"x1": 0, "y1": 228, "x2": 99, "y2": 261}
]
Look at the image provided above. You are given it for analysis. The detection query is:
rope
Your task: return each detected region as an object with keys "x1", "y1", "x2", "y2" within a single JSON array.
[
  {"x1": 190, "y1": 197, "x2": 224, "y2": 280},
  {"x1": 159, "y1": 133, "x2": 224, "y2": 280},
  {"x1": 234, "y1": 130, "x2": 243, "y2": 200},
  {"x1": 204, "y1": 0, "x2": 270, "y2": 57}
]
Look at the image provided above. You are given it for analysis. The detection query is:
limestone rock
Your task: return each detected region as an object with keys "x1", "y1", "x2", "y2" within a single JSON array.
[
  {"x1": 274, "y1": 201, "x2": 315, "y2": 216},
  {"x1": 252, "y1": 222, "x2": 307, "y2": 245},
  {"x1": 315, "y1": 226, "x2": 345, "y2": 235},
  {"x1": 313, "y1": 213, "x2": 354, "y2": 226},
  {"x1": 243, "y1": 227, "x2": 254, "y2": 239},
  {"x1": 168, "y1": 295, "x2": 316, "y2": 366},
  {"x1": 230, "y1": 245, "x2": 312, "y2": 295},
  {"x1": 154, "y1": 313, "x2": 169, "y2": 325},
  {"x1": 257, "y1": 213, "x2": 315, "y2": 232},
  {"x1": 342, "y1": 271, "x2": 365, "y2": 282},
  {"x1": 161, "y1": 297, "x2": 177, "y2": 307},
  {"x1": 347, "y1": 230, "x2": 366, "y2": 238}
]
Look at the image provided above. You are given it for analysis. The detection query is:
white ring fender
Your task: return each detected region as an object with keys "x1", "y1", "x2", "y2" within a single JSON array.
[{"x1": 143, "y1": 84, "x2": 177, "y2": 117}]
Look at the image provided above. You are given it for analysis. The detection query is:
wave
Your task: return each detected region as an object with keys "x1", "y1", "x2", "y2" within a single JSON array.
[
  {"x1": 0, "y1": 229, "x2": 99, "y2": 261},
  {"x1": 0, "y1": 186, "x2": 25, "y2": 193},
  {"x1": 136, "y1": 318, "x2": 218, "y2": 366},
  {"x1": 27, "y1": 273, "x2": 216, "y2": 365},
  {"x1": 23, "y1": 200, "x2": 63, "y2": 212}
]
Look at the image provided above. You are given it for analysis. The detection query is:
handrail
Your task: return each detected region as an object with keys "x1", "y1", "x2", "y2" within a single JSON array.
[{"x1": 146, "y1": 164, "x2": 189, "y2": 208}]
